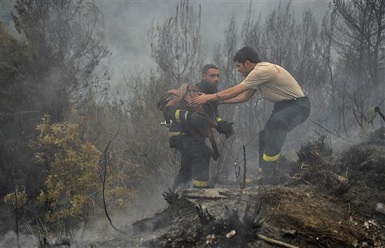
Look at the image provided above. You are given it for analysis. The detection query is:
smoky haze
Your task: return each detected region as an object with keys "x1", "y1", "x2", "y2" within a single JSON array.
[
  {"x1": 2, "y1": 0, "x2": 385, "y2": 247},
  {"x1": 3, "y1": 0, "x2": 385, "y2": 247},
  {"x1": 94, "y1": 0, "x2": 329, "y2": 86}
]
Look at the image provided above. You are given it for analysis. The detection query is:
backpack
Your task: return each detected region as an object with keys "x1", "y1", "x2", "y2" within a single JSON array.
[
  {"x1": 157, "y1": 83, "x2": 219, "y2": 160},
  {"x1": 157, "y1": 83, "x2": 216, "y2": 125}
]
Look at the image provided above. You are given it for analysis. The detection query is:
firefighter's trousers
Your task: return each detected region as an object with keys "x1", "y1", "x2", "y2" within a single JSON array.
[
  {"x1": 259, "y1": 96, "x2": 310, "y2": 164},
  {"x1": 170, "y1": 135, "x2": 211, "y2": 190}
]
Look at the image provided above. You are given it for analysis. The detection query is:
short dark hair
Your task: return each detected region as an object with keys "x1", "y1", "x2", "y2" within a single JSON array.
[
  {"x1": 233, "y1": 47, "x2": 261, "y2": 64},
  {"x1": 202, "y1": 64, "x2": 218, "y2": 76}
]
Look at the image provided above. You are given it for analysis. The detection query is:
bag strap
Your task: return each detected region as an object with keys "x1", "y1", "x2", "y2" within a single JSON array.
[{"x1": 208, "y1": 128, "x2": 220, "y2": 161}]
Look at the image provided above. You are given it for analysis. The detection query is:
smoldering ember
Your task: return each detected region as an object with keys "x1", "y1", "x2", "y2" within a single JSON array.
[{"x1": 0, "y1": 0, "x2": 385, "y2": 248}]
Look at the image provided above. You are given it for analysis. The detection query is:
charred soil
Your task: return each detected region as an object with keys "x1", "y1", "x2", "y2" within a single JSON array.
[{"x1": 89, "y1": 129, "x2": 385, "y2": 248}]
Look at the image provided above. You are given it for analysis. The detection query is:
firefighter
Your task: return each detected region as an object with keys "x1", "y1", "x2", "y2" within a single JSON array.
[
  {"x1": 160, "y1": 64, "x2": 234, "y2": 190},
  {"x1": 190, "y1": 47, "x2": 310, "y2": 180}
]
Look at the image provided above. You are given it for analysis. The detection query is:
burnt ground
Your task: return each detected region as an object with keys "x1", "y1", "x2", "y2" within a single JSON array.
[{"x1": 87, "y1": 128, "x2": 385, "y2": 248}]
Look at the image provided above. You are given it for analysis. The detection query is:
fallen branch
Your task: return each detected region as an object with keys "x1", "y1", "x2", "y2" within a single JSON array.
[
  {"x1": 99, "y1": 136, "x2": 128, "y2": 235},
  {"x1": 309, "y1": 118, "x2": 340, "y2": 138},
  {"x1": 256, "y1": 233, "x2": 299, "y2": 248},
  {"x1": 242, "y1": 145, "x2": 247, "y2": 189}
]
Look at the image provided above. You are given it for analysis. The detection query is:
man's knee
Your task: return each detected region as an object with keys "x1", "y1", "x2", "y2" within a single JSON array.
[{"x1": 268, "y1": 119, "x2": 287, "y2": 131}]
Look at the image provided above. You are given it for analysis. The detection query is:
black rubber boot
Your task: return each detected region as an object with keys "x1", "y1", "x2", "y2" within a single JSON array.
[{"x1": 258, "y1": 161, "x2": 279, "y2": 184}]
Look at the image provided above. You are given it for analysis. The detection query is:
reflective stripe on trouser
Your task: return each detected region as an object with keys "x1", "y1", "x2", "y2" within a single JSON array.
[
  {"x1": 262, "y1": 153, "x2": 280, "y2": 162},
  {"x1": 192, "y1": 179, "x2": 208, "y2": 188},
  {"x1": 168, "y1": 131, "x2": 186, "y2": 137},
  {"x1": 260, "y1": 153, "x2": 280, "y2": 177},
  {"x1": 172, "y1": 135, "x2": 211, "y2": 190},
  {"x1": 259, "y1": 97, "x2": 310, "y2": 165}
]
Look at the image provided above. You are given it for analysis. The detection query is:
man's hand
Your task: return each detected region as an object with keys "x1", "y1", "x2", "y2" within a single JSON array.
[{"x1": 189, "y1": 93, "x2": 211, "y2": 107}]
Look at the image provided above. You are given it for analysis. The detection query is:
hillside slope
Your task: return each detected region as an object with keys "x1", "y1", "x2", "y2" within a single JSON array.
[{"x1": 89, "y1": 129, "x2": 385, "y2": 248}]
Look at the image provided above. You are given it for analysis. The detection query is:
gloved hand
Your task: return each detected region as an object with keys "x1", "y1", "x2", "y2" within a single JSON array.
[{"x1": 216, "y1": 121, "x2": 234, "y2": 138}]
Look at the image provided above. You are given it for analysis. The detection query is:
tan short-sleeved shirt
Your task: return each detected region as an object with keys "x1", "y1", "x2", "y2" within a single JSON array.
[{"x1": 241, "y1": 62, "x2": 305, "y2": 102}]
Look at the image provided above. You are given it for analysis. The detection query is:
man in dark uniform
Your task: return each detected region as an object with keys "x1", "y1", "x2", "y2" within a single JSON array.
[{"x1": 161, "y1": 64, "x2": 233, "y2": 190}]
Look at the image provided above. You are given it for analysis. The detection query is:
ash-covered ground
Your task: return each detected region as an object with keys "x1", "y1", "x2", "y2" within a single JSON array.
[{"x1": 87, "y1": 129, "x2": 385, "y2": 248}]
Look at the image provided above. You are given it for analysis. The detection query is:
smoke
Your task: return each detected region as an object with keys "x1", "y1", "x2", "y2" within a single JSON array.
[
  {"x1": 0, "y1": 231, "x2": 38, "y2": 248},
  {"x1": 94, "y1": 0, "x2": 329, "y2": 87},
  {"x1": 0, "y1": 189, "x2": 167, "y2": 247},
  {"x1": 0, "y1": 1, "x2": 333, "y2": 246}
]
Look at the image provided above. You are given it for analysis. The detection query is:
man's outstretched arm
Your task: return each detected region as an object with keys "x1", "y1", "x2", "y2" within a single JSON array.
[
  {"x1": 221, "y1": 88, "x2": 256, "y2": 104},
  {"x1": 190, "y1": 83, "x2": 251, "y2": 106}
]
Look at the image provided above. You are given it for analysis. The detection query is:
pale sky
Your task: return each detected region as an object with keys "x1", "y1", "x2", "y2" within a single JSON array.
[
  {"x1": 1, "y1": 0, "x2": 330, "y2": 86},
  {"x1": 94, "y1": 0, "x2": 329, "y2": 86}
]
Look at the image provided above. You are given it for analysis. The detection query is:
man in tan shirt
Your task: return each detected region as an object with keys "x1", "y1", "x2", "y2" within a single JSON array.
[{"x1": 190, "y1": 47, "x2": 310, "y2": 181}]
